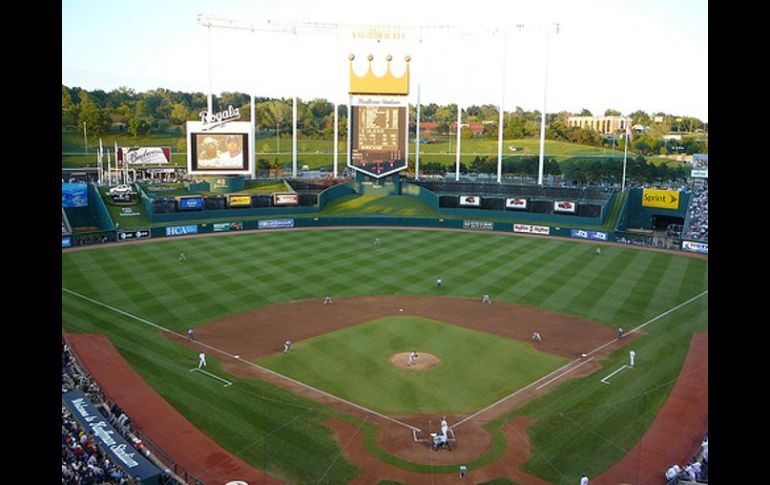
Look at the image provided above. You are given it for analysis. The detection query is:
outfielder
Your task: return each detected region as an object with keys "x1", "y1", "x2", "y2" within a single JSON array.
[
  {"x1": 630, "y1": 349, "x2": 636, "y2": 367},
  {"x1": 436, "y1": 278, "x2": 443, "y2": 288}
]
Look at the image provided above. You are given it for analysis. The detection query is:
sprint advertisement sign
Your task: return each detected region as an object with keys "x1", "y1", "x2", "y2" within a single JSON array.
[{"x1": 642, "y1": 189, "x2": 680, "y2": 210}]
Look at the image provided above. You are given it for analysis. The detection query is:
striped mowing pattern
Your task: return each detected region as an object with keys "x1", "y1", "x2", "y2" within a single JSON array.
[{"x1": 62, "y1": 229, "x2": 707, "y2": 484}]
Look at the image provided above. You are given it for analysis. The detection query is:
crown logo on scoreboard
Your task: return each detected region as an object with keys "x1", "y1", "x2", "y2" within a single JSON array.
[{"x1": 349, "y1": 54, "x2": 410, "y2": 95}]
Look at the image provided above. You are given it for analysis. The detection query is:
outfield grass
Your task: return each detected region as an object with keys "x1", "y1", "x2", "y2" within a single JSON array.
[
  {"x1": 62, "y1": 230, "x2": 707, "y2": 483},
  {"x1": 259, "y1": 316, "x2": 567, "y2": 414}
]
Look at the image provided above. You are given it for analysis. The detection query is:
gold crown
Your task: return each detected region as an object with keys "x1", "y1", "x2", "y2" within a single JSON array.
[{"x1": 349, "y1": 54, "x2": 410, "y2": 95}]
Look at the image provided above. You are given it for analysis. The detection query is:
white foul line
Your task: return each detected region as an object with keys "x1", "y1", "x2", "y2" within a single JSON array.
[
  {"x1": 191, "y1": 368, "x2": 233, "y2": 387},
  {"x1": 62, "y1": 287, "x2": 421, "y2": 432},
  {"x1": 600, "y1": 365, "x2": 631, "y2": 385}
]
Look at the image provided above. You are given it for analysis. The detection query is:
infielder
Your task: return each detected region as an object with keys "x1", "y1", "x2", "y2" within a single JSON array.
[
  {"x1": 198, "y1": 352, "x2": 206, "y2": 368},
  {"x1": 532, "y1": 331, "x2": 542, "y2": 342},
  {"x1": 482, "y1": 292, "x2": 491, "y2": 304},
  {"x1": 284, "y1": 339, "x2": 292, "y2": 353},
  {"x1": 187, "y1": 328, "x2": 195, "y2": 341},
  {"x1": 408, "y1": 351, "x2": 418, "y2": 365},
  {"x1": 459, "y1": 465, "x2": 468, "y2": 480},
  {"x1": 323, "y1": 295, "x2": 333, "y2": 305},
  {"x1": 617, "y1": 327, "x2": 625, "y2": 340}
]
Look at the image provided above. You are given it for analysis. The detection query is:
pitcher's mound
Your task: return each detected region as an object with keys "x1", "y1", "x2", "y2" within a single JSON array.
[{"x1": 390, "y1": 352, "x2": 440, "y2": 370}]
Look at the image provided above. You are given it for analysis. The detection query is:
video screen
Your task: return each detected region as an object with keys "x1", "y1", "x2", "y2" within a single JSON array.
[{"x1": 190, "y1": 133, "x2": 249, "y2": 171}]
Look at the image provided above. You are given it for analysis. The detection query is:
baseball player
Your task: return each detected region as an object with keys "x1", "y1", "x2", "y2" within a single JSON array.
[
  {"x1": 323, "y1": 295, "x2": 333, "y2": 305},
  {"x1": 596, "y1": 247, "x2": 602, "y2": 255},
  {"x1": 179, "y1": 251, "x2": 187, "y2": 261},
  {"x1": 373, "y1": 238, "x2": 381, "y2": 246},
  {"x1": 630, "y1": 350, "x2": 636, "y2": 367},
  {"x1": 440, "y1": 416, "x2": 449, "y2": 435},
  {"x1": 284, "y1": 339, "x2": 292, "y2": 353},
  {"x1": 187, "y1": 328, "x2": 195, "y2": 341},
  {"x1": 580, "y1": 474, "x2": 589, "y2": 485},
  {"x1": 436, "y1": 278, "x2": 443, "y2": 288},
  {"x1": 617, "y1": 327, "x2": 625, "y2": 340},
  {"x1": 532, "y1": 331, "x2": 542, "y2": 342},
  {"x1": 198, "y1": 352, "x2": 206, "y2": 368},
  {"x1": 482, "y1": 292, "x2": 491, "y2": 304},
  {"x1": 459, "y1": 465, "x2": 468, "y2": 480},
  {"x1": 408, "y1": 351, "x2": 418, "y2": 365}
]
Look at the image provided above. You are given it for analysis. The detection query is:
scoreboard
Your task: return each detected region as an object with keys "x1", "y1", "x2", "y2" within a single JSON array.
[{"x1": 349, "y1": 99, "x2": 407, "y2": 178}]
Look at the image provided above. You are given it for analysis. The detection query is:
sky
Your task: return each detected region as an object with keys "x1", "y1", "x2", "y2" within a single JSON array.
[{"x1": 62, "y1": 0, "x2": 708, "y2": 122}]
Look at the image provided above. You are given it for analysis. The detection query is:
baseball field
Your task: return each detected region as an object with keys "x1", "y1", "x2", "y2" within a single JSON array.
[{"x1": 61, "y1": 228, "x2": 708, "y2": 484}]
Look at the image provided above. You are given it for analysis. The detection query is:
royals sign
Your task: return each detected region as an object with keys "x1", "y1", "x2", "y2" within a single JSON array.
[{"x1": 199, "y1": 105, "x2": 241, "y2": 130}]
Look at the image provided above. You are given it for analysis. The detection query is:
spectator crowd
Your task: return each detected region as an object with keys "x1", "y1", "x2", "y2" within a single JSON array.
[
  {"x1": 683, "y1": 184, "x2": 708, "y2": 242},
  {"x1": 62, "y1": 337, "x2": 165, "y2": 484}
]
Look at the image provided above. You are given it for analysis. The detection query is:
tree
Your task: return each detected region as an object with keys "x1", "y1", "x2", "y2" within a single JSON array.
[
  {"x1": 170, "y1": 103, "x2": 191, "y2": 125},
  {"x1": 578, "y1": 108, "x2": 593, "y2": 116},
  {"x1": 629, "y1": 110, "x2": 651, "y2": 126},
  {"x1": 62, "y1": 86, "x2": 79, "y2": 128},
  {"x1": 77, "y1": 91, "x2": 109, "y2": 137},
  {"x1": 604, "y1": 108, "x2": 621, "y2": 116}
]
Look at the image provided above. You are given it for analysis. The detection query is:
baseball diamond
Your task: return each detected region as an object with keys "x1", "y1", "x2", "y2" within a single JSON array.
[{"x1": 62, "y1": 227, "x2": 707, "y2": 484}]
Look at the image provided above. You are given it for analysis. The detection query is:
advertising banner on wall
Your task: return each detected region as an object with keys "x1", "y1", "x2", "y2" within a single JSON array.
[
  {"x1": 505, "y1": 198, "x2": 528, "y2": 210},
  {"x1": 165, "y1": 224, "x2": 199, "y2": 237},
  {"x1": 273, "y1": 193, "x2": 299, "y2": 206},
  {"x1": 117, "y1": 230, "x2": 151, "y2": 241},
  {"x1": 682, "y1": 240, "x2": 708, "y2": 254},
  {"x1": 62, "y1": 390, "x2": 162, "y2": 481},
  {"x1": 641, "y1": 189, "x2": 680, "y2": 210},
  {"x1": 213, "y1": 222, "x2": 244, "y2": 232},
  {"x1": 513, "y1": 224, "x2": 550, "y2": 235},
  {"x1": 177, "y1": 196, "x2": 204, "y2": 210},
  {"x1": 62, "y1": 236, "x2": 72, "y2": 248},
  {"x1": 228, "y1": 195, "x2": 252, "y2": 207},
  {"x1": 258, "y1": 218, "x2": 295, "y2": 229},
  {"x1": 553, "y1": 201, "x2": 576, "y2": 213},
  {"x1": 459, "y1": 195, "x2": 481, "y2": 207},
  {"x1": 570, "y1": 229, "x2": 608, "y2": 240},
  {"x1": 463, "y1": 220, "x2": 494, "y2": 231}
]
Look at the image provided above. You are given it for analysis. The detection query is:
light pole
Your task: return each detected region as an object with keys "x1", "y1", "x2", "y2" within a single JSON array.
[
  {"x1": 538, "y1": 23, "x2": 559, "y2": 186},
  {"x1": 83, "y1": 122, "x2": 88, "y2": 154}
]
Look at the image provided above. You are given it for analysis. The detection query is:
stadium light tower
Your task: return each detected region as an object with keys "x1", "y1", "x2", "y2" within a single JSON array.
[{"x1": 538, "y1": 22, "x2": 559, "y2": 186}]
